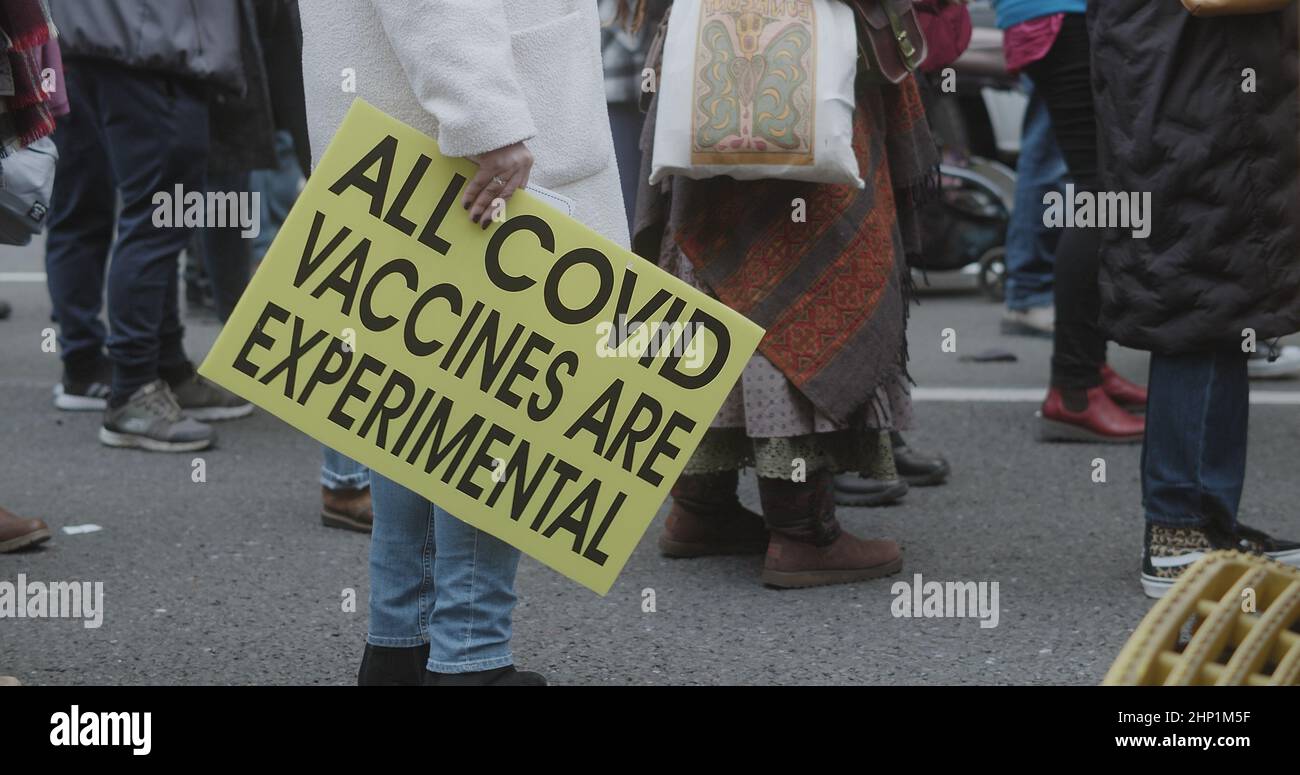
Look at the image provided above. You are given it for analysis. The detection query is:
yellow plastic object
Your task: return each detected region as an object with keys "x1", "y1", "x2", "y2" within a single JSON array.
[{"x1": 1104, "y1": 551, "x2": 1300, "y2": 686}]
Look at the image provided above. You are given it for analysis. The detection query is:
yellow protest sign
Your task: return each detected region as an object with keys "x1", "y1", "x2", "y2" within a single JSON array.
[{"x1": 198, "y1": 99, "x2": 764, "y2": 595}]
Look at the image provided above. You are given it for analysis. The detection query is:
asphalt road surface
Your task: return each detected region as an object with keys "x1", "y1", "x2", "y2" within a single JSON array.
[{"x1": 3, "y1": 237, "x2": 1299, "y2": 685}]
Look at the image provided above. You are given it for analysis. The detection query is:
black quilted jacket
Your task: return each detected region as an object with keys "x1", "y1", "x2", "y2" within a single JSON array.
[{"x1": 1089, "y1": 1, "x2": 1300, "y2": 355}]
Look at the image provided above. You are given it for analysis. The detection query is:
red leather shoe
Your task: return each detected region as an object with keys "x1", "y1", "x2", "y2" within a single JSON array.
[
  {"x1": 1038, "y1": 385, "x2": 1144, "y2": 443},
  {"x1": 1100, "y1": 364, "x2": 1147, "y2": 410}
]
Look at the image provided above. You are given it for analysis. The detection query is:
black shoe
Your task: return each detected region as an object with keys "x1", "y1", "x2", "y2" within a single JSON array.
[
  {"x1": 53, "y1": 360, "x2": 113, "y2": 411},
  {"x1": 423, "y1": 666, "x2": 547, "y2": 686},
  {"x1": 0, "y1": 299, "x2": 11, "y2": 320},
  {"x1": 890, "y1": 432, "x2": 950, "y2": 487},
  {"x1": 1141, "y1": 522, "x2": 1239, "y2": 599},
  {"x1": 832, "y1": 473, "x2": 908, "y2": 507},
  {"x1": 1235, "y1": 523, "x2": 1300, "y2": 567},
  {"x1": 357, "y1": 643, "x2": 431, "y2": 686}
]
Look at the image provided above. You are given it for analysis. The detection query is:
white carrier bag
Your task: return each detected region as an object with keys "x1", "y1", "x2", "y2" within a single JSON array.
[{"x1": 649, "y1": 0, "x2": 863, "y2": 189}]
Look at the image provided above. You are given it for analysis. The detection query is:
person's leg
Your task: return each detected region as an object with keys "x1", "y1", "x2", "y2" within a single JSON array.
[
  {"x1": 889, "y1": 430, "x2": 950, "y2": 487},
  {"x1": 360, "y1": 472, "x2": 433, "y2": 685},
  {"x1": 99, "y1": 66, "x2": 209, "y2": 403},
  {"x1": 250, "y1": 130, "x2": 303, "y2": 263},
  {"x1": 159, "y1": 232, "x2": 253, "y2": 423},
  {"x1": 1027, "y1": 15, "x2": 1141, "y2": 442},
  {"x1": 320, "y1": 447, "x2": 372, "y2": 532},
  {"x1": 607, "y1": 101, "x2": 644, "y2": 235},
  {"x1": 425, "y1": 505, "x2": 523, "y2": 676},
  {"x1": 158, "y1": 255, "x2": 188, "y2": 381},
  {"x1": 658, "y1": 469, "x2": 768, "y2": 557},
  {"x1": 1142, "y1": 348, "x2": 1249, "y2": 531},
  {"x1": 367, "y1": 473, "x2": 434, "y2": 638},
  {"x1": 1139, "y1": 347, "x2": 1251, "y2": 596},
  {"x1": 91, "y1": 66, "x2": 217, "y2": 451},
  {"x1": 1025, "y1": 15, "x2": 1106, "y2": 390},
  {"x1": 199, "y1": 168, "x2": 254, "y2": 322},
  {"x1": 1049, "y1": 227, "x2": 1105, "y2": 389},
  {"x1": 833, "y1": 429, "x2": 908, "y2": 506},
  {"x1": 44, "y1": 63, "x2": 113, "y2": 396},
  {"x1": 1003, "y1": 77, "x2": 1064, "y2": 327},
  {"x1": 759, "y1": 471, "x2": 903, "y2": 589},
  {"x1": 321, "y1": 448, "x2": 370, "y2": 491}
]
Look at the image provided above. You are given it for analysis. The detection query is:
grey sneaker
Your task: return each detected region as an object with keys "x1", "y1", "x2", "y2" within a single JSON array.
[
  {"x1": 1001, "y1": 305, "x2": 1054, "y2": 338},
  {"x1": 1247, "y1": 344, "x2": 1300, "y2": 380},
  {"x1": 168, "y1": 373, "x2": 253, "y2": 421},
  {"x1": 100, "y1": 380, "x2": 214, "y2": 452}
]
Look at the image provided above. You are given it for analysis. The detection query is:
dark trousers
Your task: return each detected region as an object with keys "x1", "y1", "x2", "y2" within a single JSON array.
[
  {"x1": 45, "y1": 61, "x2": 209, "y2": 399},
  {"x1": 189, "y1": 168, "x2": 253, "y2": 322},
  {"x1": 1025, "y1": 13, "x2": 1106, "y2": 389},
  {"x1": 1141, "y1": 348, "x2": 1249, "y2": 529},
  {"x1": 608, "y1": 101, "x2": 645, "y2": 236}
]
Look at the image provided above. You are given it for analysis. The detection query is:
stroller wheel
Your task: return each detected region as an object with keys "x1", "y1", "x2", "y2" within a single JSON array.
[{"x1": 977, "y1": 247, "x2": 1007, "y2": 302}]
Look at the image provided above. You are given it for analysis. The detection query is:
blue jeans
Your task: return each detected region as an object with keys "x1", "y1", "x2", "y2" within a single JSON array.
[
  {"x1": 1141, "y1": 347, "x2": 1249, "y2": 529},
  {"x1": 367, "y1": 473, "x2": 522, "y2": 673},
  {"x1": 321, "y1": 447, "x2": 369, "y2": 490},
  {"x1": 1004, "y1": 77, "x2": 1066, "y2": 312},
  {"x1": 250, "y1": 130, "x2": 304, "y2": 264}
]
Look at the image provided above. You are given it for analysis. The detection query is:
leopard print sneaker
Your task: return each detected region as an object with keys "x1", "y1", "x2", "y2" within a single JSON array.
[{"x1": 1141, "y1": 523, "x2": 1236, "y2": 599}]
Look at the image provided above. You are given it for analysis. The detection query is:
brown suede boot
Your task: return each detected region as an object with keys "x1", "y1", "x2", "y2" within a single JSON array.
[
  {"x1": 758, "y1": 472, "x2": 902, "y2": 589},
  {"x1": 0, "y1": 505, "x2": 50, "y2": 553},
  {"x1": 658, "y1": 470, "x2": 768, "y2": 557},
  {"x1": 321, "y1": 486, "x2": 373, "y2": 533}
]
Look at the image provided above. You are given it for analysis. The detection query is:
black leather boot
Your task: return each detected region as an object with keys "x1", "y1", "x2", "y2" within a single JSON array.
[
  {"x1": 890, "y1": 431, "x2": 950, "y2": 487},
  {"x1": 357, "y1": 642, "x2": 431, "y2": 686}
]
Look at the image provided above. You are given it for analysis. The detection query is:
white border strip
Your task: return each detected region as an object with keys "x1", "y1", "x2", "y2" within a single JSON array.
[
  {"x1": 0, "y1": 272, "x2": 46, "y2": 283},
  {"x1": 913, "y1": 386, "x2": 1300, "y2": 405}
]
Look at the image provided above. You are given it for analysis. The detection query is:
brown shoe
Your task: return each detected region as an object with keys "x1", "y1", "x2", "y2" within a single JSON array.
[
  {"x1": 0, "y1": 505, "x2": 51, "y2": 553},
  {"x1": 757, "y1": 473, "x2": 902, "y2": 589},
  {"x1": 658, "y1": 471, "x2": 768, "y2": 557},
  {"x1": 321, "y1": 486, "x2": 373, "y2": 533}
]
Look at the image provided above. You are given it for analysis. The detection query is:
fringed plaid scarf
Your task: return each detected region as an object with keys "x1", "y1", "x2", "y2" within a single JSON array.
[
  {"x1": 0, "y1": 0, "x2": 56, "y2": 155},
  {"x1": 635, "y1": 75, "x2": 937, "y2": 425}
]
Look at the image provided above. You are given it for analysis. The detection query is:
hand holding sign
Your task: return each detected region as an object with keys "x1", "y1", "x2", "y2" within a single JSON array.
[
  {"x1": 199, "y1": 100, "x2": 763, "y2": 594},
  {"x1": 463, "y1": 141, "x2": 533, "y2": 226}
]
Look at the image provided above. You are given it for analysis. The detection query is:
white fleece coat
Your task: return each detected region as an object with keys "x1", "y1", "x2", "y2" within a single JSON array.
[{"x1": 299, "y1": 0, "x2": 628, "y2": 248}]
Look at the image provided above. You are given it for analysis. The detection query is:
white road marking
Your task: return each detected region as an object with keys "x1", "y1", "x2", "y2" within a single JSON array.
[
  {"x1": 912, "y1": 386, "x2": 1300, "y2": 405},
  {"x1": 0, "y1": 272, "x2": 46, "y2": 282}
]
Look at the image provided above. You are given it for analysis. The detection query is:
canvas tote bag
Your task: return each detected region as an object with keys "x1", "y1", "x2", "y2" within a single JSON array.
[{"x1": 650, "y1": 0, "x2": 863, "y2": 188}]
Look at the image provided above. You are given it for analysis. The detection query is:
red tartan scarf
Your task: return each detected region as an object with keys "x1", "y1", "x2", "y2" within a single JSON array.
[{"x1": 0, "y1": 0, "x2": 56, "y2": 153}]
